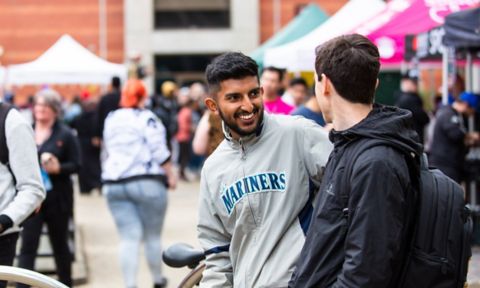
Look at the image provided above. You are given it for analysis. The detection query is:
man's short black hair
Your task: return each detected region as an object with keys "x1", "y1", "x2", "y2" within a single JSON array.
[
  {"x1": 112, "y1": 76, "x2": 121, "y2": 89},
  {"x1": 315, "y1": 34, "x2": 380, "y2": 104},
  {"x1": 205, "y1": 52, "x2": 259, "y2": 95},
  {"x1": 289, "y1": 77, "x2": 308, "y2": 88},
  {"x1": 262, "y1": 66, "x2": 285, "y2": 82}
]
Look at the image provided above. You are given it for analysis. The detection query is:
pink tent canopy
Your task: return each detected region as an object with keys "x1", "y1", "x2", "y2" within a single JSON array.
[{"x1": 353, "y1": 0, "x2": 480, "y2": 67}]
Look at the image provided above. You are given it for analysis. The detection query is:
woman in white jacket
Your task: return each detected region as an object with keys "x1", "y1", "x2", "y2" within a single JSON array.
[{"x1": 102, "y1": 79, "x2": 176, "y2": 288}]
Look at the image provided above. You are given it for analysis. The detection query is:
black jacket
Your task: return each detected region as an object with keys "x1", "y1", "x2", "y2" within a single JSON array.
[
  {"x1": 94, "y1": 90, "x2": 120, "y2": 138},
  {"x1": 290, "y1": 104, "x2": 423, "y2": 288},
  {"x1": 394, "y1": 91, "x2": 430, "y2": 143},
  {"x1": 37, "y1": 121, "x2": 81, "y2": 214},
  {"x1": 428, "y1": 106, "x2": 466, "y2": 182}
]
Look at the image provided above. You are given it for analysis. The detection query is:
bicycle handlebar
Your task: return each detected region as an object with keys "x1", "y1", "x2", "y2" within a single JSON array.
[{"x1": 0, "y1": 266, "x2": 69, "y2": 288}]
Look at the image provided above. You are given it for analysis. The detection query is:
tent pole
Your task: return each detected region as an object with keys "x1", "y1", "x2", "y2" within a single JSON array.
[
  {"x1": 441, "y1": 48, "x2": 449, "y2": 105},
  {"x1": 273, "y1": 0, "x2": 281, "y2": 34},
  {"x1": 99, "y1": 0, "x2": 108, "y2": 59},
  {"x1": 466, "y1": 50, "x2": 477, "y2": 206}
]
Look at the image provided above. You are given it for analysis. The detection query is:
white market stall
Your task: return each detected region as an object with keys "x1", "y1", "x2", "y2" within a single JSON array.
[
  {"x1": 6, "y1": 34, "x2": 126, "y2": 85},
  {"x1": 263, "y1": 0, "x2": 386, "y2": 71}
]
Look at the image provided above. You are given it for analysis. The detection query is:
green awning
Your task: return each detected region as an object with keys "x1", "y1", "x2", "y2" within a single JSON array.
[{"x1": 251, "y1": 4, "x2": 329, "y2": 68}]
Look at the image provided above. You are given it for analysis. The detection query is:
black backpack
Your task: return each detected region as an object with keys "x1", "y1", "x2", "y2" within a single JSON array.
[
  {"x1": 341, "y1": 139, "x2": 473, "y2": 288},
  {"x1": 0, "y1": 102, "x2": 13, "y2": 166}
]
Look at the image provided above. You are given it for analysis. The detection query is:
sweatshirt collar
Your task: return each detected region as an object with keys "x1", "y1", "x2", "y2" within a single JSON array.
[{"x1": 223, "y1": 112, "x2": 266, "y2": 146}]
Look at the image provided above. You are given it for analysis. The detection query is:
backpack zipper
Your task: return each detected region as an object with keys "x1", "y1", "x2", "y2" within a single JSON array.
[
  {"x1": 442, "y1": 180, "x2": 454, "y2": 272},
  {"x1": 424, "y1": 171, "x2": 437, "y2": 250}
]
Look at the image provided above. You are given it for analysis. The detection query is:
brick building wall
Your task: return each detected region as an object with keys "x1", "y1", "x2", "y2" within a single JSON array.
[
  {"x1": 259, "y1": 0, "x2": 348, "y2": 43},
  {"x1": 0, "y1": 0, "x2": 124, "y2": 104},
  {"x1": 0, "y1": 0, "x2": 124, "y2": 65}
]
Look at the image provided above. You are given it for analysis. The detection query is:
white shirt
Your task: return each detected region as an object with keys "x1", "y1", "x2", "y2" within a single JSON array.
[{"x1": 102, "y1": 108, "x2": 170, "y2": 181}]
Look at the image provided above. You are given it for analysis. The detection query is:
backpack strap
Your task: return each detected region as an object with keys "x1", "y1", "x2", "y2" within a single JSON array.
[
  {"x1": 0, "y1": 102, "x2": 13, "y2": 166},
  {"x1": 339, "y1": 138, "x2": 420, "y2": 226}
]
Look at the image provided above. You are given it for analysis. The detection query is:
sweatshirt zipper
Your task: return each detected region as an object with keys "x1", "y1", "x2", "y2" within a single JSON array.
[
  {"x1": 239, "y1": 138, "x2": 247, "y2": 160},
  {"x1": 239, "y1": 138, "x2": 258, "y2": 227}
]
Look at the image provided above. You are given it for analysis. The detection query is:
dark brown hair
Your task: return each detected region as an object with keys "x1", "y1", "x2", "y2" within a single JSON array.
[{"x1": 315, "y1": 34, "x2": 380, "y2": 104}]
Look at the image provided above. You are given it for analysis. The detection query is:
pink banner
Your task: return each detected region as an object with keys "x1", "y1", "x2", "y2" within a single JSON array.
[{"x1": 353, "y1": 0, "x2": 480, "y2": 65}]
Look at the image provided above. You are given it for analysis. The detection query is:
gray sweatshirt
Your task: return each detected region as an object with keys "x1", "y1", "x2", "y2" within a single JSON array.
[
  {"x1": 0, "y1": 109, "x2": 45, "y2": 236},
  {"x1": 197, "y1": 113, "x2": 333, "y2": 287}
]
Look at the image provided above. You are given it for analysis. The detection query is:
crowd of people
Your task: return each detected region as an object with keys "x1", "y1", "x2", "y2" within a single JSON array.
[{"x1": 0, "y1": 33, "x2": 477, "y2": 288}]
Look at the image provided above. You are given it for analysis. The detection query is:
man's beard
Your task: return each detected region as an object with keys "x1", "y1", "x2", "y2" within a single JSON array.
[{"x1": 218, "y1": 106, "x2": 263, "y2": 137}]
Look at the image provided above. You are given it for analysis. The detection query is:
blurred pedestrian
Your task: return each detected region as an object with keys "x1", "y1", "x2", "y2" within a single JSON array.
[
  {"x1": 292, "y1": 88, "x2": 326, "y2": 127},
  {"x1": 175, "y1": 89, "x2": 193, "y2": 181},
  {"x1": 93, "y1": 76, "x2": 121, "y2": 145},
  {"x1": 17, "y1": 88, "x2": 81, "y2": 288},
  {"x1": 192, "y1": 110, "x2": 223, "y2": 157},
  {"x1": 261, "y1": 66, "x2": 294, "y2": 115},
  {"x1": 102, "y1": 79, "x2": 176, "y2": 288},
  {"x1": 148, "y1": 81, "x2": 179, "y2": 150},
  {"x1": 71, "y1": 98, "x2": 102, "y2": 194},
  {"x1": 0, "y1": 101, "x2": 45, "y2": 288},
  {"x1": 282, "y1": 77, "x2": 309, "y2": 108},
  {"x1": 394, "y1": 73, "x2": 429, "y2": 143},
  {"x1": 429, "y1": 92, "x2": 480, "y2": 183},
  {"x1": 63, "y1": 95, "x2": 82, "y2": 125}
]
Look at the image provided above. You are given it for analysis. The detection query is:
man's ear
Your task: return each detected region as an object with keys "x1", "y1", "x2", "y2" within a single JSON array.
[
  {"x1": 322, "y1": 73, "x2": 331, "y2": 97},
  {"x1": 204, "y1": 97, "x2": 218, "y2": 114}
]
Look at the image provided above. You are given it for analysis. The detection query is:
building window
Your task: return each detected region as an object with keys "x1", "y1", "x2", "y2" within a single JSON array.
[
  {"x1": 154, "y1": 54, "x2": 220, "y2": 89},
  {"x1": 154, "y1": 0, "x2": 230, "y2": 29}
]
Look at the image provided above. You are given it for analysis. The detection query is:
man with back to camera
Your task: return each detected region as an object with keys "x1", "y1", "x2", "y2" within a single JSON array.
[
  {"x1": 289, "y1": 34, "x2": 423, "y2": 287},
  {"x1": 94, "y1": 76, "x2": 121, "y2": 144},
  {"x1": 429, "y1": 92, "x2": 480, "y2": 183},
  {"x1": 261, "y1": 66, "x2": 294, "y2": 115},
  {"x1": 394, "y1": 72, "x2": 429, "y2": 144},
  {"x1": 0, "y1": 102, "x2": 45, "y2": 288},
  {"x1": 197, "y1": 52, "x2": 333, "y2": 287}
]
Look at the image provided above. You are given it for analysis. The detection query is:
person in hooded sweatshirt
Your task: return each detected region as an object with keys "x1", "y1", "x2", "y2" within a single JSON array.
[{"x1": 289, "y1": 34, "x2": 423, "y2": 288}]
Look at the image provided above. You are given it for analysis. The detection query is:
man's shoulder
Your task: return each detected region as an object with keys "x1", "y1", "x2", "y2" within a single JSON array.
[
  {"x1": 268, "y1": 113, "x2": 313, "y2": 128},
  {"x1": 291, "y1": 105, "x2": 308, "y2": 116},
  {"x1": 347, "y1": 140, "x2": 408, "y2": 173},
  {"x1": 5, "y1": 108, "x2": 29, "y2": 131}
]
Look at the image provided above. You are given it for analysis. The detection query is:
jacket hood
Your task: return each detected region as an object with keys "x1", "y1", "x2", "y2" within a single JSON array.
[{"x1": 330, "y1": 104, "x2": 423, "y2": 157}]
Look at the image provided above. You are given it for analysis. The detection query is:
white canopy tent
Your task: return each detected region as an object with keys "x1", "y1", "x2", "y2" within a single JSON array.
[
  {"x1": 6, "y1": 34, "x2": 126, "y2": 85},
  {"x1": 263, "y1": 0, "x2": 386, "y2": 71}
]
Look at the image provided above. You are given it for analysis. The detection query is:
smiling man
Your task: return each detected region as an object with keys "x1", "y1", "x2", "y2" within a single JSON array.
[{"x1": 197, "y1": 52, "x2": 333, "y2": 287}]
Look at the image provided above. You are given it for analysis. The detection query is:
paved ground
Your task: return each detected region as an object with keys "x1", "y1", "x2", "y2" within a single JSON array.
[
  {"x1": 39, "y1": 179, "x2": 480, "y2": 287},
  {"x1": 75, "y1": 180, "x2": 201, "y2": 288}
]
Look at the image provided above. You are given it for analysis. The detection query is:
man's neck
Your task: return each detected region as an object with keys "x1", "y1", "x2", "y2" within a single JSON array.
[{"x1": 332, "y1": 96, "x2": 373, "y2": 131}]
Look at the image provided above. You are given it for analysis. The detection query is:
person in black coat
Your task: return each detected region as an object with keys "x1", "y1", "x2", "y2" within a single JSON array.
[
  {"x1": 17, "y1": 89, "x2": 81, "y2": 288},
  {"x1": 429, "y1": 93, "x2": 480, "y2": 183},
  {"x1": 94, "y1": 76, "x2": 121, "y2": 141},
  {"x1": 71, "y1": 99, "x2": 101, "y2": 194},
  {"x1": 290, "y1": 34, "x2": 421, "y2": 288},
  {"x1": 394, "y1": 74, "x2": 430, "y2": 143}
]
